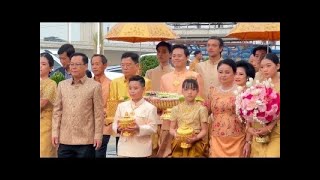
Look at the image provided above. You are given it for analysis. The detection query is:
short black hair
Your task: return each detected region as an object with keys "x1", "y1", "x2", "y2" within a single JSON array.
[
  {"x1": 121, "y1": 52, "x2": 139, "y2": 64},
  {"x1": 252, "y1": 45, "x2": 272, "y2": 55},
  {"x1": 182, "y1": 78, "x2": 199, "y2": 91},
  {"x1": 236, "y1": 60, "x2": 256, "y2": 79},
  {"x1": 58, "y1": 44, "x2": 75, "y2": 59},
  {"x1": 91, "y1": 54, "x2": 108, "y2": 64},
  {"x1": 194, "y1": 50, "x2": 202, "y2": 56},
  {"x1": 71, "y1": 52, "x2": 89, "y2": 65},
  {"x1": 264, "y1": 53, "x2": 279, "y2": 65},
  {"x1": 172, "y1": 44, "x2": 190, "y2": 57},
  {"x1": 129, "y1": 75, "x2": 145, "y2": 87},
  {"x1": 156, "y1": 41, "x2": 172, "y2": 53},
  {"x1": 40, "y1": 52, "x2": 54, "y2": 67},
  {"x1": 217, "y1": 59, "x2": 237, "y2": 73}
]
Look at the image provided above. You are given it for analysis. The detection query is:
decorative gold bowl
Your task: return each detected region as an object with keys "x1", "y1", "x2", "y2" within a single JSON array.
[
  {"x1": 144, "y1": 97, "x2": 180, "y2": 110},
  {"x1": 119, "y1": 113, "x2": 135, "y2": 137},
  {"x1": 255, "y1": 135, "x2": 270, "y2": 143},
  {"x1": 144, "y1": 91, "x2": 182, "y2": 110},
  {"x1": 176, "y1": 126, "x2": 194, "y2": 148}
]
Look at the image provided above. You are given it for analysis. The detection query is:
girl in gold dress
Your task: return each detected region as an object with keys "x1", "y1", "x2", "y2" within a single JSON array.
[
  {"x1": 40, "y1": 53, "x2": 57, "y2": 157},
  {"x1": 248, "y1": 53, "x2": 280, "y2": 157},
  {"x1": 169, "y1": 79, "x2": 208, "y2": 157}
]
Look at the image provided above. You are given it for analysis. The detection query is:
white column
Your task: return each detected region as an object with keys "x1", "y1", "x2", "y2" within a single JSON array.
[
  {"x1": 97, "y1": 22, "x2": 100, "y2": 54},
  {"x1": 68, "y1": 22, "x2": 72, "y2": 43}
]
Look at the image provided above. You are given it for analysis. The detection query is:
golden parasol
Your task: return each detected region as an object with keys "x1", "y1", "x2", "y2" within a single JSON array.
[
  {"x1": 226, "y1": 22, "x2": 280, "y2": 41},
  {"x1": 105, "y1": 23, "x2": 179, "y2": 43}
]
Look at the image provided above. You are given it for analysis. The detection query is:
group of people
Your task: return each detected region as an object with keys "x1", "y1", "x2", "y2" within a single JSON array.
[{"x1": 40, "y1": 36, "x2": 280, "y2": 158}]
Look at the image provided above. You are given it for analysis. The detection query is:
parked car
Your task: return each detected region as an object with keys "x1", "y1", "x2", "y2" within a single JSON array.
[{"x1": 40, "y1": 50, "x2": 123, "y2": 80}]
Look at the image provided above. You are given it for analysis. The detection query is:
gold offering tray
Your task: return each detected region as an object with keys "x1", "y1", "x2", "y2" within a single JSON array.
[
  {"x1": 144, "y1": 91, "x2": 182, "y2": 110},
  {"x1": 255, "y1": 135, "x2": 270, "y2": 143}
]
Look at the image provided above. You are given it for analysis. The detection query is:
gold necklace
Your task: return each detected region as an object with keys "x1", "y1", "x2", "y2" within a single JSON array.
[
  {"x1": 172, "y1": 70, "x2": 186, "y2": 89},
  {"x1": 130, "y1": 101, "x2": 142, "y2": 116}
]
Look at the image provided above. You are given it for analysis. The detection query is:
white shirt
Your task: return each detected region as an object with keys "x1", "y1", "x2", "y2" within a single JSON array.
[{"x1": 112, "y1": 98, "x2": 158, "y2": 157}]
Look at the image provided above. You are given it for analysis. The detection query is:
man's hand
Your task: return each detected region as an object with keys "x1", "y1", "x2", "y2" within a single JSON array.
[
  {"x1": 93, "y1": 139, "x2": 102, "y2": 150},
  {"x1": 52, "y1": 137, "x2": 59, "y2": 148}
]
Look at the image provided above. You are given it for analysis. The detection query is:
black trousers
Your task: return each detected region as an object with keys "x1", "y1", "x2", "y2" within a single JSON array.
[
  {"x1": 58, "y1": 144, "x2": 95, "y2": 158},
  {"x1": 95, "y1": 135, "x2": 120, "y2": 158}
]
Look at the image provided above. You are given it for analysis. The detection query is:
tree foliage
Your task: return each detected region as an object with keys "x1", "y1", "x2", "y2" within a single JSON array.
[{"x1": 139, "y1": 55, "x2": 159, "y2": 77}]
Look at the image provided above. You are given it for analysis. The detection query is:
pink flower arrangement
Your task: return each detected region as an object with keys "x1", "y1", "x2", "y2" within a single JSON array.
[{"x1": 234, "y1": 78, "x2": 280, "y2": 125}]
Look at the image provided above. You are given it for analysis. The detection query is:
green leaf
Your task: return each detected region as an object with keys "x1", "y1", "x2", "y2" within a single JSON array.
[
  {"x1": 50, "y1": 71, "x2": 65, "y2": 84},
  {"x1": 140, "y1": 55, "x2": 159, "y2": 77}
]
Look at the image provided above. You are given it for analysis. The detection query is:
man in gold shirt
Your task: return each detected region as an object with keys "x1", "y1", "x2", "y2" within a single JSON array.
[
  {"x1": 145, "y1": 41, "x2": 174, "y2": 91},
  {"x1": 91, "y1": 54, "x2": 114, "y2": 158},
  {"x1": 106, "y1": 52, "x2": 152, "y2": 155},
  {"x1": 195, "y1": 36, "x2": 224, "y2": 98},
  {"x1": 145, "y1": 41, "x2": 174, "y2": 155},
  {"x1": 194, "y1": 36, "x2": 224, "y2": 156},
  {"x1": 52, "y1": 53, "x2": 104, "y2": 158},
  {"x1": 189, "y1": 50, "x2": 202, "y2": 71}
]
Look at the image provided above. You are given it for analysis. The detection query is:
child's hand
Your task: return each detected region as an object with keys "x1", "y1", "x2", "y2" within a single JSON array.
[
  {"x1": 186, "y1": 134, "x2": 198, "y2": 144},
  {"x1": 124, "y1": 122, "x2": 139, "y2": 133},
  {"x1": 117, "y1": 126, "x2": 124, "y2": 133}
]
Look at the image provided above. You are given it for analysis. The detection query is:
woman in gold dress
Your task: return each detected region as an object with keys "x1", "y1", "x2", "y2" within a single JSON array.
[
  {"x1": 169, "y1": 79, "x2": 208, "y2": 157},
  {"x1": 40, "y1": 53, "x2": 57, "y2": 157},
  {"x1": 208, "y1": 59, "x2": 247, "y2": 157},
  {"x1": 248, "y1": 53, "x2": 280, "y2": 157}
]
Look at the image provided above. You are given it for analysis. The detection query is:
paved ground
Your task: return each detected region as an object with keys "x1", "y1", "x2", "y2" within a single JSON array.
[{"x1": 106, "y1": 136, "x2": 118, "y2": 157}]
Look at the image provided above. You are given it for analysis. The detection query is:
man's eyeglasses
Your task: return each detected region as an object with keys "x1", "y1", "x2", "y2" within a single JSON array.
[{"x1": 70, "y1": 63, "x2": 84, "y2": 67}]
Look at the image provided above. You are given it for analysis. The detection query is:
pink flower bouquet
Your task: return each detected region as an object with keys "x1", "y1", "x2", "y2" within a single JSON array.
[{"x1": 234, "y1": 78, "x2": 280, "y2": 125}]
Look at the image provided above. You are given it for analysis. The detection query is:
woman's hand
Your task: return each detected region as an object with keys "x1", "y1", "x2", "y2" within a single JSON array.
[
  {"x1": 242, "y1": 142, "x2": 251, "y2": 157},
  {"x1": 247, "y1": 127, "x2": 260, "y2": 136},
  {"x1": 255, "y1": 126, "x2": 272, "y2": 136}
]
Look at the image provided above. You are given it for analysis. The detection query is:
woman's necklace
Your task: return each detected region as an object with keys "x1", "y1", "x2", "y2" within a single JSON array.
[{"x1": 219, "y1": 84, "x2": 236, "y2": 93}]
